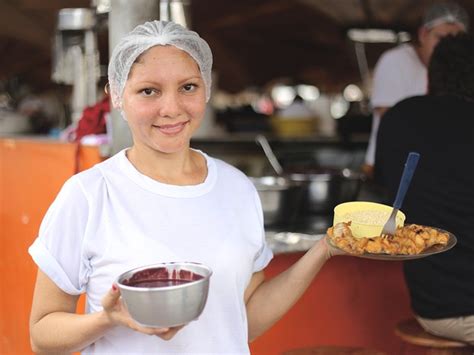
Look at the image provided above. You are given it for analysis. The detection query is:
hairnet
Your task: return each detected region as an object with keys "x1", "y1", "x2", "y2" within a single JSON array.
[
  {"x1": 108, "y1": 20, "x2": 213, "y2": 108},
  {"x1": 422, "y1": 2, "x2": 469, "y2": 31}
]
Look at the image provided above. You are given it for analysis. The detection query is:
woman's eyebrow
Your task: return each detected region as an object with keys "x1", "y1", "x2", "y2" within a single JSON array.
[
  {"x1": 178, "y1": 76, "x2": 202, "y2": 83},
  {"x1": 129, "y1": 75, "x2": 202, "y2": 86}
]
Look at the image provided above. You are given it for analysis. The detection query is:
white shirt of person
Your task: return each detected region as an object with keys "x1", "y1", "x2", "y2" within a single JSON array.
[
  {"x1": 29, "y1": 149, "x2": 273, "y2": 354},
  {"x1": 365, "y1": 43, "x2": 427, "y2": 165}
]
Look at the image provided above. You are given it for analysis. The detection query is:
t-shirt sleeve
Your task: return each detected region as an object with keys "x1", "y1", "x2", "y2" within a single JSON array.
[
  {"x1": 371, "y1": 48, "x2": 406, "y2": 108},
  {"x1": 252, "y1": 190, "x2": 273, "y2": 272},
  {"x1": 28, "y1": 176, "x2": 91, "y2": 295}
]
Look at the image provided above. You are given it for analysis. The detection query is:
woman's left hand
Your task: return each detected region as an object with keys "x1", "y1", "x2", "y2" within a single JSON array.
[{"x1": 314, "y1": 235, "x2": 346, "y2": 259}]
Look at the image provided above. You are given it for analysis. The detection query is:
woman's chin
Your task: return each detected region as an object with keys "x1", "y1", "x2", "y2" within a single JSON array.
[{"x1": 153, "y1": 141, "x2": 190, "y2": 155}]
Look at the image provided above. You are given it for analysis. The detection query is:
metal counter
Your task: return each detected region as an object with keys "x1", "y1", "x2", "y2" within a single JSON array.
[{"x1": 266, "y1": 230, "x2": 325, "y2": 254}]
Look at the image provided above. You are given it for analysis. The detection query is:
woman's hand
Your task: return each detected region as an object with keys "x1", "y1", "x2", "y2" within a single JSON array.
[
  {"x1": 313, "y1": 235, "x2": 346, "y2": 259},
  {"x1": 101, "y1": 285, "x2": 184, "y2": 340}
]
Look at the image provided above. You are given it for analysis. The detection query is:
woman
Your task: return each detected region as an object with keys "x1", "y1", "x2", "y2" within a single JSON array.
[{"x1": 29, "y1": 21, "x2": 339, "y2": 354}]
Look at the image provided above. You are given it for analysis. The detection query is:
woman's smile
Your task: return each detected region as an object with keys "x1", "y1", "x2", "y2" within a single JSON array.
[{"x1": 152, "y1": 120, "x2": 190, "y2": 136}]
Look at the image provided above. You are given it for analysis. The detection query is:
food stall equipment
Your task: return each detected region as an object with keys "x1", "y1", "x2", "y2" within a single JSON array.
[{"x1": 51, "y1": 8, "x2": 100, "y2": 123}]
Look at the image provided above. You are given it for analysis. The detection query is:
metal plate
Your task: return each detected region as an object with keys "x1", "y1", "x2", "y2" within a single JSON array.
[{"x1": 328, "y1": 226, "x2": 457, "y2": 261}]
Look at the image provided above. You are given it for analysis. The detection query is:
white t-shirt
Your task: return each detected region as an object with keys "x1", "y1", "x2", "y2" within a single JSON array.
[
  {"x1": 29, "y1": 149, "x2": 273, "y2": 354},
  {"x1": 365, "y1": 43, "x2": 427, "y2": 165}
]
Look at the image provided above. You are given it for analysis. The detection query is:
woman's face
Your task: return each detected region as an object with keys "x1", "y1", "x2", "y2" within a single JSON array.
[{"x1": 122, "y1": 45, "x2": 206, "y2": 154}]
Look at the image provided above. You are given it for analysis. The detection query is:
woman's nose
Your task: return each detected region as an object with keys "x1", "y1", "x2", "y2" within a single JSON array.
[{"x1": 158, "y1": 92, "x2": 182, "y2": 119}]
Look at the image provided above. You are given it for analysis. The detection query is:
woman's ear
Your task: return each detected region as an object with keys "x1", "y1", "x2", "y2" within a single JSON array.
[{"x1": 104, "y1": 83, "x2": 110, "y2": 96}]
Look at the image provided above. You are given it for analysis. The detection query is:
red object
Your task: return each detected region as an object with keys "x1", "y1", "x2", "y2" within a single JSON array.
[{"x1": 74, "y1": 96, "x2": 110, "y2": 142}]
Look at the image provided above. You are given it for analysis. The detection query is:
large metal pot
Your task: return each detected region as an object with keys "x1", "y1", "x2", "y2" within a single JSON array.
[
  {"x1": 249, "y1": 176, "x2": 305, "y2": 227},
  {"x1": 288, "y1": 168, "x2": 364, "y2": 215}
]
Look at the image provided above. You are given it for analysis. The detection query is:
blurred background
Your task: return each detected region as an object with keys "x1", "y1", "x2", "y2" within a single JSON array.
[
  {"x1": 2, "y1": 2, "x2": 474, "y2": 354},
  {"x1": 2, "y1": 0, "x2": 474, "y2": 245},
  {"x1": 1, "y1": 0, "x2": 472, "y2": 142}
]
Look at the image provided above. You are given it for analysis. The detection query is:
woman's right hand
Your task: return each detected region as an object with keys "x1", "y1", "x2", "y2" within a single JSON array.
[{"x1": 101, "y1": 284, "x2": 185, "y2": 340}]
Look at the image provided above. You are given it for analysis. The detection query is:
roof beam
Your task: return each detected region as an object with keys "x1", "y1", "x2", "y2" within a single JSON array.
[
  {"x1": 15, "y1": 0, "x2": 88, "y2": 9},
  {"x1": 208, "y1": 1, "x2": 291, "y2": 30},
  {"x1": 0, "y1": 1, "x2": 51, "y2": 49}
]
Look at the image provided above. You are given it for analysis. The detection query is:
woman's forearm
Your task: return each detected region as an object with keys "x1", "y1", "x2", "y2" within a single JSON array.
[
  {"x1": 246, "y1": 239, "x2": 331, "y2": 341},
  {"x1": 30, "y1": 310, "x2": 113, "y2": 354}
]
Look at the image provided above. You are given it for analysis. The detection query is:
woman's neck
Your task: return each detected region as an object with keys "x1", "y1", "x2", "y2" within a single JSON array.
[{"x1": 126, "y1": 145, "x2": 207, "y2": 185}]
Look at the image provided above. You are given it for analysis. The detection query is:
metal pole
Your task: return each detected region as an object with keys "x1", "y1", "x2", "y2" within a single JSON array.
[
  {"x1": 84, "y1": 29, "x2": 98, "y2": 106},
  {"x1": 106, "y1": 0, "x2": 159, "y2": 155}
]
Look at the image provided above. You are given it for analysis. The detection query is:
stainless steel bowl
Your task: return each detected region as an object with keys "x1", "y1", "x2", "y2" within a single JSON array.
[
  {"x1": 117, "y1": 262, "x2": 212, "y2": 328},
  {"x1": 250, "y1": 176, "x2": 305, "y2": 227}
]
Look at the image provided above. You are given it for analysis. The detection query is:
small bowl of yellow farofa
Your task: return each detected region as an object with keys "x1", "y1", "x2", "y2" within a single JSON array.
[{"x1": 333, "y1": 201, "x2": 405, "y2": 239}]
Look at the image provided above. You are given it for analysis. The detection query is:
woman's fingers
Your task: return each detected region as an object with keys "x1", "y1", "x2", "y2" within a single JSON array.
[
  {"x1": 101, "y1": 284, "x2": 121, "y2": 311},
  {"x1": 156, "y1": 325, "x2": 185, "y2": 340},
  {"x1": 131, "y1": 324, "x2": 170, "y2": 336},
  {"x1": 312, "y1": 236, "x2": 345, "y2": 258},
  {"x1": 130, "y1": 323, "x2": 185, "y2": 339},
  {"x1": 324, "y1": 236, "x2": 346, "y2": 257},
  {"x1": 135, "y1": 324, "x2": 185, "y2": 339}
]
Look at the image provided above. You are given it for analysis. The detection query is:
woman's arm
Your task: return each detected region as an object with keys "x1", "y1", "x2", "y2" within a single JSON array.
[
  {"x1": 245, "y1": 238, "x2": 333, "y2": 341},
  {"x1": 29, "y1": 270, "x2": 113, "y2": 353},
  {"x1": 30, "y1": 270, "x2": 179, "y2": 353}
]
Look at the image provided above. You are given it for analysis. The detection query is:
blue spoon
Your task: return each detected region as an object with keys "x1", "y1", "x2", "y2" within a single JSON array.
[{"x1": 381, "y1": 152, "x2": 420, "y2": 236}]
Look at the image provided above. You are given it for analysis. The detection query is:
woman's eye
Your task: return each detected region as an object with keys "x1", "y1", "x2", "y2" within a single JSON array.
[
  {"x1": 182, "y1": 84, "x2": 197, "y2": 92},
  {"x1": 140, "y1": 88, "x2": 155, "y2": 96}
]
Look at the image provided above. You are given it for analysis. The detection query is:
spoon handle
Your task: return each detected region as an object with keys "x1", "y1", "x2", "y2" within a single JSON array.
[
  {"x1": 256, "y1": 134, "x2": 284, "y2": 175},
  {"x1": 393, "y1": 152, "x2": 420, "y2": 209}
]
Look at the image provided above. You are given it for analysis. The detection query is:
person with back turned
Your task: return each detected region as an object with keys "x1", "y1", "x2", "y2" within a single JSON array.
[
  {"x1": 363, "y1": 1, "x2": 469, "y2": 177},
  {"x1": 375, "y1": 33, "x2": 474, "y2": 344}
]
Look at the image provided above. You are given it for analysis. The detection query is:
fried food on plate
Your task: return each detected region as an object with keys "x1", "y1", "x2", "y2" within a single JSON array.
[{"x1": 327, "y1": 222, "x2": 449, "y2": 255}]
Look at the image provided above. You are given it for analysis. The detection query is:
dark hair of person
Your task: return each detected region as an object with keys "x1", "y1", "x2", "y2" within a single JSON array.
[{"x1": 428, "y1": 33, "x2": 474, "y2": 101}]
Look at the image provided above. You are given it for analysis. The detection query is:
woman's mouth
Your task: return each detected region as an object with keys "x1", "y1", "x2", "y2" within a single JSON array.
[{"x1": 153, "y1": 121, "x2": 189, "y2": 135}]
